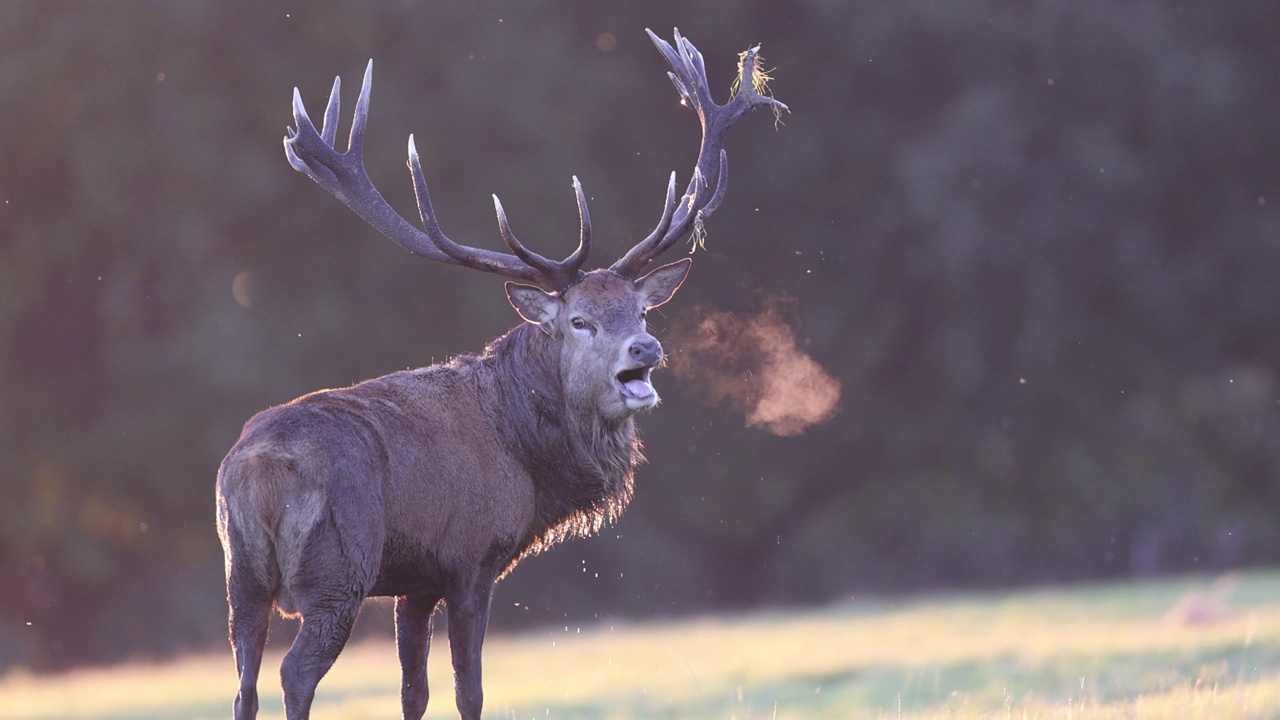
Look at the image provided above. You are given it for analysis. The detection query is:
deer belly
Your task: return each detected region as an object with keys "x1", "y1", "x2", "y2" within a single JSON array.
[{"x1": 370, "y1": 532, "x2": 446, "y2": 597}]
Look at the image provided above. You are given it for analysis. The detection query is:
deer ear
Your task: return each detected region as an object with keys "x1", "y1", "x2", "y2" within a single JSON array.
[
  {"x1": 505, "y1": 282, "x2": 560, "y2": 326},
  {"x1": 635, "y1": 257, "x2": 692, "y2": 309}
]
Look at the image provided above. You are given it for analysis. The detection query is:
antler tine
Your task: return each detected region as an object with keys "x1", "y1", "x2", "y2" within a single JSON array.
[
  {"x1": 406, "y1": 135, "x2": 527, "y2": 276},
  {"x1": 567, "y1": 176, "x2": 592, "y2": 275},
  {"x1": 319, "y1": 76, "x2": 341, "y2": 146},
  {"x1": 405, "y1": 132, "x2": 556, "y2": 282},
  {"x1": 699, "y1": 150, "x2": 731, "y2": 218},
  {"x1": 347, "y1": 59, "x2": 372, "y2": 157},
  {"x1": 491, "y1": 194, "x2": 574, "y2": 286},
  {"x1": 485, "y1": 176, "x2": 592, "y2": 290},
  {"x1": 285, "y1": 60, "x2": 590, "y2": 291},
  {"x1": 618, "y1": 172, "x2": 679, "y2": 270},
  {"x1": 610, "y1": 30, "x2": 788, "y2": 279}
]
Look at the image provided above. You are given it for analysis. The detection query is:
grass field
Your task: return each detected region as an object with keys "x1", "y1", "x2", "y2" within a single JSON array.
[{"x1": 3, "y1": 572, "x2": 1280, "y2": 719}]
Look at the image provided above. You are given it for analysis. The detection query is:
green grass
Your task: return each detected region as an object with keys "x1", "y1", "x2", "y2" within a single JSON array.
[{"x1": 4, "y1": 572, "x2": 1280, "y2": 719}]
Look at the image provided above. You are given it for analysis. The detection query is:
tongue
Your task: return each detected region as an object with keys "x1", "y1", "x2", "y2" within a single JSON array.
[{"x1": 623, "y1": 378, "x2": 654, "y2": 399}]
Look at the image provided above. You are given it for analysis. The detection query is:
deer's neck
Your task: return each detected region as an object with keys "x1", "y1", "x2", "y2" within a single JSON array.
[{"x1": 485, "y1": 323, "x2": 641, "y2": 553}]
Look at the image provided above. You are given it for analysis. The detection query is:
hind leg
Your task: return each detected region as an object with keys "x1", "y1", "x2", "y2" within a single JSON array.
[
  {"x1": 279, "y1": 595, "x2": 363, "y2": 719},
  {"x1": 228, "y1": 590, "x2": 272, "y2": 720},
  {"x1": 396, "y1": 594, "x2": 442, "y2": 720},
  {"x1": 224, "y1": 524, "x2": 276, "y2": 720},
  {"x1": 277, "y1": 511, "x2": 380, "y2": 717}
]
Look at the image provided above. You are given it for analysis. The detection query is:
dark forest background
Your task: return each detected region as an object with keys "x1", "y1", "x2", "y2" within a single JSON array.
[{"x1": 2, "y1": 0, "x2": 1278, "y2": 671}]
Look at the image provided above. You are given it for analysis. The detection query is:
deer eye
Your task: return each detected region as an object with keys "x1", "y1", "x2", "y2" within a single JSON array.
[
  {"x1": 639, "y1": 309, "x2": 647, "y2": 321},
  {"x1": 571, "y1": 317, "x2": 587, "y2": 330}
]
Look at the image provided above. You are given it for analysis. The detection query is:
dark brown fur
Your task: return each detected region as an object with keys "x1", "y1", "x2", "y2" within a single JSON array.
[{"x1": 487, "y1": 322, "x2": 642, "y2": 551}]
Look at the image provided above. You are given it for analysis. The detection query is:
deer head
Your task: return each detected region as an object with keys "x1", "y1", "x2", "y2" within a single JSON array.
[{"x1": 506, "y1": 261, "x2": 691, "y2": 420}]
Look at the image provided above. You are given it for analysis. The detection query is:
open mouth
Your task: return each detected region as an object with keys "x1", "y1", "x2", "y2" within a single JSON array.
[{"x1": 616, "y1": 366, "x2": 656, "y2": 403}]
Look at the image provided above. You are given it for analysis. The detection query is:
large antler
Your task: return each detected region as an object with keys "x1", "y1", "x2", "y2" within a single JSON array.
[
  {"x1": 284, "y1": 61, "x2": 590, "y2": 291},
  {"x1": 609, "y1": 29, "x2": 789, "y2": 280}
]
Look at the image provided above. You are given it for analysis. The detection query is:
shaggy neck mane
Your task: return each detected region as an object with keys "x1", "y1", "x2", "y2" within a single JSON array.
[{"x1": 483, "y1": 322, "x2": 643, "y2": 557}]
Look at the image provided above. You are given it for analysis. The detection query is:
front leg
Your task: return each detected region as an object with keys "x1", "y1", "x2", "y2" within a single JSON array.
[
  {"x1": 395, "y1": 594, "x2": 442, "y2": 720},
  {"x1": 445, "y1": 573, "x2": 498, "y2": 720}
]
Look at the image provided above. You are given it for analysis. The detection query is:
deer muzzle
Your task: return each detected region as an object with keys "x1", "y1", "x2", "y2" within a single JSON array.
[{"x1": 617, "y1": 334, "x2": 664, "y2": 410}]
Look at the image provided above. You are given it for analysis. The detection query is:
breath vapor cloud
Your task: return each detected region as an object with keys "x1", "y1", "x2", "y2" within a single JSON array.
[{"x1": 670, "y1": 297, "x2": 841, "y2": 436}]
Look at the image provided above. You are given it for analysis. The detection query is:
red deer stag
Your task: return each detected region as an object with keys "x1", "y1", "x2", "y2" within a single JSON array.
[{"x1": 216, "y1": 28, "x2": 786, "y2": 720}]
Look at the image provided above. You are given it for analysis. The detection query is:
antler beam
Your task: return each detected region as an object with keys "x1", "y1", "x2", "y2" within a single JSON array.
[{"x1": 284, "y1": 61, "x2": 589, "y2": 291}]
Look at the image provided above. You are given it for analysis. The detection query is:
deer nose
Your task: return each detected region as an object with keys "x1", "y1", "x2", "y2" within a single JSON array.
[{"x1": 629, "y1": 336, "x2": 663, "y2": 367}]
